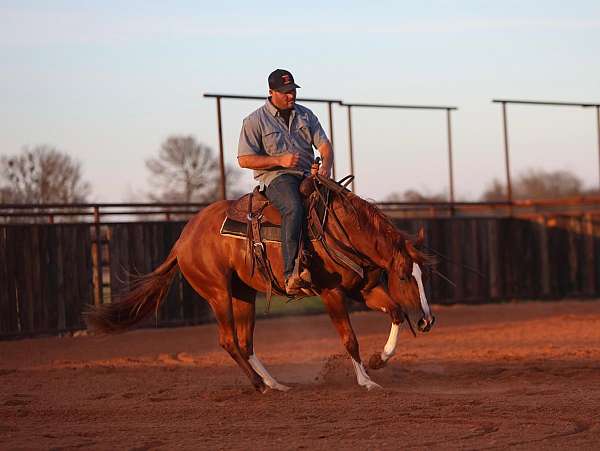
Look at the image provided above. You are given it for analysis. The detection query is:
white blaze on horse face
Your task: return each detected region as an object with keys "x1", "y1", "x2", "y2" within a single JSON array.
[
  {"x1": 351, "y1": 358, "x2": 382, "y2": 390},
  {"x1": 412, "y1": 263, "x2": 431, "y2": 318},
  {"x1": 380, "y1": 323, "x2": 400, "y2": 362},
  {"x1": 248, "y1": 354, "x2": 290, "y2": 392}
]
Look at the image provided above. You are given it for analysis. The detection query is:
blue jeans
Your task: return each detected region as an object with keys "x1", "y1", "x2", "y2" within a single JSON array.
[{"x1": 265, "y1": 174, "x2": 304, "y2": 279}]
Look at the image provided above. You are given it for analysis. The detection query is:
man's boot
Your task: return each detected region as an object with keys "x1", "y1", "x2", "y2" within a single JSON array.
[
  {"x1": 285, "y1": 273, "x2": 306, "y2": 296},
  {"x1": 299, "y1": 267, "x2": 312, "y2": 285},
  {"x1": 285, "y1": 252, "x2": 312, "y2": 296}
]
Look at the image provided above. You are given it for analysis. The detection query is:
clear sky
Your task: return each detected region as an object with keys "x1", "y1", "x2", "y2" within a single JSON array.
[{"x1": 1, "y1": 1, "x2": 599, "y2": 201}]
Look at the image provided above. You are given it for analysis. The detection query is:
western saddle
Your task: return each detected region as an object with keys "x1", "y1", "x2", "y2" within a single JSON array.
[{"x1": 222, "y1": 174, "x2": 362, "y2": 310}]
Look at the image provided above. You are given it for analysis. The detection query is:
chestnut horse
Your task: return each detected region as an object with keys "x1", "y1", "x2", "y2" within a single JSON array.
[{"x1": 85, "y1": 180, "x2": 435, "y2": 392}]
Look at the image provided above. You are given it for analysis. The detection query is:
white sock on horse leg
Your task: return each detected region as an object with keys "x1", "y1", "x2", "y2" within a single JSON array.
[
  {"x1": 380, "y1": 323, "x2": 400, "y2": 362},
  {"x1": 248, "y1": 354, "x2": 290, "y2": 391},
  {"x1": 412, "y1": 263, "x2": 432, "y2": 318},
  {"x1": 351, "y1": 358, "x2": 382, "y2": 390}
]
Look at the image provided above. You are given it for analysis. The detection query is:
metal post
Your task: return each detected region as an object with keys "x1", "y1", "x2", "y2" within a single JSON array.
[
  {"x1": 501, "y1": 102, "x2": 513, "y2": 203},
  {"x1": 93, "y1": 205, "x2": 102, "y2": 305},
  {"x1": 597, "y1": 106, "x2": 600, "y2": 190},
  {"x1": 327, "y1": 101, "x2": 336, "y2": 180},
  {"x1": 215, "y1": 97, "x2": 227, "y2": 200},
  {"x1": 446, "y1": 109, "x2": 455, "y2": 204},
  {"x1": 346, "y1": 105, "x2": 355, "y2": 192}
]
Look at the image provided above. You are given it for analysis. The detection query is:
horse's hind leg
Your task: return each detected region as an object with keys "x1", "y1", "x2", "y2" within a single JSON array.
[
  {"x1": 211, "y1": 296, "x2": 268, "y2": 393},
  {"x1": 183, "y1": 269, "x2": 267, "y2": 393},
  {"x1": 231, "y1": 276, "x2": 290, "y2": 391},
  {"x1": 321, "y1": 288, "x2": 381, "y2": 390}
]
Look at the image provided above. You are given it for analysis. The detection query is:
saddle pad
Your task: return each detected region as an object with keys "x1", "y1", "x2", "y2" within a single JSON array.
[{"x1": 220, "y1": 218, "x2": 284, "y2": 243}]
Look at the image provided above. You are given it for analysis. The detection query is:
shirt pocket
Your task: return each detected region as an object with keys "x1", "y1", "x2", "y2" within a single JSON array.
[
  {"x1": 262, "y1": 129, "x2": 284, "y2": 155},
  {"x1": 295, "y1": 117, "x2": 313, "y2": 147}
]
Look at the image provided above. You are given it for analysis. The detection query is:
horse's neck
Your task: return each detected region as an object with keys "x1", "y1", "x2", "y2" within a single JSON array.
[{"x1": 327, "y1": 196, "x2": 396, "y2": 269}]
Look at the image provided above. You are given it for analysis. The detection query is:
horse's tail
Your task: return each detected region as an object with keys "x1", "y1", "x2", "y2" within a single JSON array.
[{"x1": 84, "y1": 250, "x2": 179, "y2": 334}]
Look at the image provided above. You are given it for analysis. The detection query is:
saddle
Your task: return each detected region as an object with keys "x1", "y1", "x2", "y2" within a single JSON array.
[
  {"x1": 221, "y1": 174, "x2": 363, "y2": 308},
  {"x1": 225, "y1": 186, "x2": 282, "y2": 226}
]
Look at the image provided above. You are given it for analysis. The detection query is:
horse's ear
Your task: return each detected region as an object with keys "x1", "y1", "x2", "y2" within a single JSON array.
[
  {"x1": 416, "y1": 227, "x2": 425, "y2": 247},
  {"x1": 405, "y1": 239, "x2": 421, "y2": 263}
]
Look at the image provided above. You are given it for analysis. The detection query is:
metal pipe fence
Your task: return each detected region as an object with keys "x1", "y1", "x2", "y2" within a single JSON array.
[
  {"x1": 492, "y1": 99, "x2": 600, "y2": 202},
  {"x1": 3, "y1": 197, "x2": 600, "y2": 224}
]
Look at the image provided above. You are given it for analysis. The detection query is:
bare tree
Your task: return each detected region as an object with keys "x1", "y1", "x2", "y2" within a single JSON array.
[
  {"x1": 481, "y1": 168, "x2": 583, "y2": 201},
  {"x1": 0, "y1": 145, "x2": 91, "y2": 204},
  {"x1": 146, "y1": 135, "x2": 242, "y2": 202},
  {"x1": 384, "y1": 189, "x2": 447, "y2": 202},
  {"x1": 0, "y1": 187, "x2": 16, "y2": 204}
]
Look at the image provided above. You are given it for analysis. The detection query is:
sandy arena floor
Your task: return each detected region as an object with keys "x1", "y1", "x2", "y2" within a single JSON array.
[{"x1": 1, "y1": 300, "x2": 600, "y2": 450}]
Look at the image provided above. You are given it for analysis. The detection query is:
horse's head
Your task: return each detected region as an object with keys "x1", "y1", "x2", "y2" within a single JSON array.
[{"x1": 386, "y1": 227, "x2": 435, "y2": 333}]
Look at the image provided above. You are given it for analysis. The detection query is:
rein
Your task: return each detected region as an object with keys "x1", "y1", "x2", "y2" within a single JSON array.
[
  {"x1": 308, "y1": 175, "x2": 375, "y2": 278},
  {"x1": 423, "y1": 245, "x2": 487, "y2": 280}
]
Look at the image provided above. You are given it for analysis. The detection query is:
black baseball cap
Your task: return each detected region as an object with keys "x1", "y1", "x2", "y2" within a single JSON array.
[{"x1": 268, "y1": 69, "x2": 300, "y2": 92}]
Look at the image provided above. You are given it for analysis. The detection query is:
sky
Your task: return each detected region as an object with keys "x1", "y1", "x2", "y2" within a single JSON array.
[{"x1": 1, "y1": 0, "x2": 599, "y2": 202}]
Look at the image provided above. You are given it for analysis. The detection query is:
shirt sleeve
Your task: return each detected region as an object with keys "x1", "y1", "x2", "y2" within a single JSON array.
[
  {"x1": 238, "y1": 117, "x2": 264, "y2": 157},
  {"x1": 308, "y1": 111, "x2": 330, "y2": 149}
]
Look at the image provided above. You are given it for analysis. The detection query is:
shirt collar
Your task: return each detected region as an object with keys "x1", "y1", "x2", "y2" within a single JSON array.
[{"x1": 265, "y1": 98, "x2": 295, "y2": 117}]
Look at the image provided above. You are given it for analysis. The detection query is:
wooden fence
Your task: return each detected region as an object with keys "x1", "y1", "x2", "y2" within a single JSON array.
[
  {"x1": 0, "y1": 224, "x2": 93, "y2": 336},
  {"x1": 107, "y1": 222, "x2": 208, "y2": 326},
  {"x1": 0, "y1": 222, "x2": 210, "y2": 337},
  {"x1": 397, "y1": 215, "x2": 599, "y2": 303},
  {"x1": 1, "y1": 215, "x2": 599, "y2": 337}
]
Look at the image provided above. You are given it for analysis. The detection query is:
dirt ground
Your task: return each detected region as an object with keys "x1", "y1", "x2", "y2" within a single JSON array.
[{"x1": 1, "y1": 300, "x2": 600, "y2": 450}]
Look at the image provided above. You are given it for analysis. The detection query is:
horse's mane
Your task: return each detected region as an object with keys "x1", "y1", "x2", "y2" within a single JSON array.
[
  {"x1": 345, "y1": 193, "x2": 407, "y2": 248},
  {"x1": 340, "y1": 191, "x2": 435, "y2": 266}
]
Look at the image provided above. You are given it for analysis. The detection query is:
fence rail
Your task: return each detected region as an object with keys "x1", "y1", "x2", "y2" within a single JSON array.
[
  {"x1": 2, "y1": 202, "x2": 600, "y2": 337},
  {"x1": 3, "y1": 196, "x2": 600, "y2": 223}
]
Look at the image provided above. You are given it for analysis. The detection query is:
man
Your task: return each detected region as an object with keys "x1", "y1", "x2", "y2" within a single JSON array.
[{"x1": 237, "y1": 69, "x2": 333, "y2": 295}]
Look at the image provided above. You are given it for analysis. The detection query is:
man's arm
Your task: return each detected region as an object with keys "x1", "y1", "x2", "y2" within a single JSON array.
[
  {"x1": 316, "y1": 141, "x2": 333, "y2": 177},
  {"x1": 238, "y1": 153, "x2": 307, "y2": 171},
  {"x1": 306, "y1": 109, "x2": 333, "y2": 178},
  {"x1": 238, "y1": 116, "x2": 312, "y2": 171}
]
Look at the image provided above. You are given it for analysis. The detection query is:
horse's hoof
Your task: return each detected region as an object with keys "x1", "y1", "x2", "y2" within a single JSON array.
[
  {"x1": 368, "y1": 353, "x2": 387, "y2": 370},
  {"x1": 417, "y1": 315, "x2": 436, "y2": 333},
  {"x1": 254, "y1": 382, "x2": 269, "y2": 394},
  {"x1": 269, "y1": 383, "x2": 291, "y2": 392},
  {"x1": 363, "y1": 380, "x2": 382, "y2": 391}
]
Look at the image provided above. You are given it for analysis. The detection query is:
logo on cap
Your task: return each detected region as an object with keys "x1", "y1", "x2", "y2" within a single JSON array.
[{"x1": 268, "y1": 69, "x2": 301, "y2": 91}]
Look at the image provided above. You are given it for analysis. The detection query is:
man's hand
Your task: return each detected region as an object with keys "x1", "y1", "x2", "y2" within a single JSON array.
[
  {"x1": 278, "y1": 152, "x2": 300, "y2": 168},
  {"x1": 316, "y1": 141, "x2": 333, "y2": 178},
  {"x1": 318, "y1": 163, "x2": 332, "y2": 178},
  {"x1": 278, "y1": 152, "x2": 312, "y2": 169}
]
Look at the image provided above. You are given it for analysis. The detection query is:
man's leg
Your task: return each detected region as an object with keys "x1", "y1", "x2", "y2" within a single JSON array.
[{"x1": 265, "y1": 174, "x2": 304, "y2": 289}]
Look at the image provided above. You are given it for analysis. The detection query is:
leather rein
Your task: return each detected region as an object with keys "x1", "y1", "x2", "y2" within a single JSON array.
[{"x1": 306, "y1": 174, "x2": 374, "y2": 279}]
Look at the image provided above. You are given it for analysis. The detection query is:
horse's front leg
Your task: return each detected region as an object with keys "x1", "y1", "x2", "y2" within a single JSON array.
[
  {"x1": 361, "y1": 285, "x2": 403, "y2": 370},
  {"x1": 320, "y1": 288, "x2": 381, "y2": 390},
  {"x1": 368, "y1": 320, "x2": 401, "y2": 370}
]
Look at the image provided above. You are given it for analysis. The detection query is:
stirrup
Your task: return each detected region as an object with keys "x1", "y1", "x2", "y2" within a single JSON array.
[{"x1": 299, "y1": 268, "x2": 312, "y2": 284}]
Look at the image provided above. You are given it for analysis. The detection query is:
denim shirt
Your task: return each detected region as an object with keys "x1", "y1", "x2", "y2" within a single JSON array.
[{"x1": 238, "y1": 99, "x2": 330, "y2": 188}]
